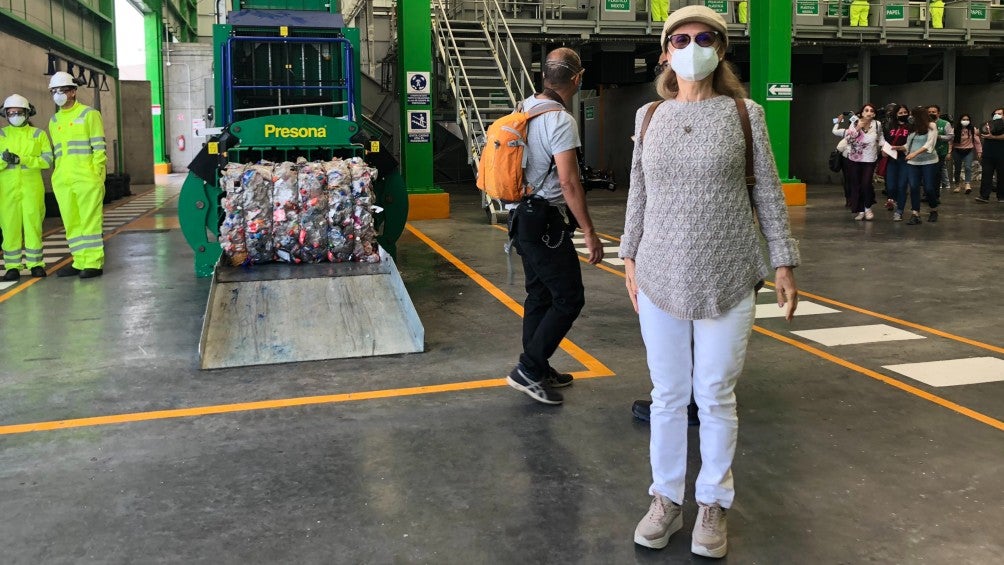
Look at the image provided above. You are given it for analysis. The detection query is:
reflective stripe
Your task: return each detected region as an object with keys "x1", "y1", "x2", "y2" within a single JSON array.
[
  {"x1": 66, "y1": 148, "x2": 93, "y2": 155},
  {"x1": 67, "y1": 140, "x2": 91, "y2": 147},
  {"x1": 24, "y1": 247, "x2": 43, "y2": 255},
  {"x1": 50, "y1": 115, "x2": 57, "y2": 124},
  {"x1": 89, "y1": 136, "x2": 105, "y2": 143},
  {"x1": 41, "y1": 153, "x2": 53, "y2": 164},
  {"x1": 68, "y1": 240, "x2": 103, "y2": 252},
  {"x1": 51, "y1": 141, "x2": 63, "y2": 149},
  {"x1": 33, "y1": 128, "x2": 43, "y2": 138},
  {"x1": 24, "y1": 252, "x2": 44, "y2": 261},
  {"x1": 67, "y1": 234, "x2": 103, "y2": 245},
  {"x1": 80, "y1": 108, "x2": 92, "y2": 118},
  {"x1": 0, "y1": 129, "x2": 5, "y2": 137}
]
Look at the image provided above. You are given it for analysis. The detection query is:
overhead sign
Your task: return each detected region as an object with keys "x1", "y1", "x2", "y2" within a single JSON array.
[
  {"x1": 407, "y1": 110, "x2": 430, "y2": 143},
  {"x1": 605, "y1": 0, "x2": 630, "y2": 11},
  {"x1": 885, "y1": 5, "x2": 905, "y2": 21},
  {"x1": 407, "y1": 71, "x2": 431, "y2": 106},
  {"x1": 704, "y1": 1, "x2": 728, "y2": 14},
  {"x1": 766, "y1": 82, "x2": 793, "y2": 101},
  {"x1": 796, "y1": 0, "x2": 819, "y2": 16}
]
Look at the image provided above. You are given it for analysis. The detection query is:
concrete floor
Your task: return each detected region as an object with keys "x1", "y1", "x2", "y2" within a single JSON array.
[{"x1": 1, "y1": 176, "x2": 1002, "y2": 564}]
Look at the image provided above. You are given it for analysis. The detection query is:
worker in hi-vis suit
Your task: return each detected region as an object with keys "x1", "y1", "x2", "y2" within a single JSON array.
[
  {"x1": 930, "y1": 0, "x2": 945, "y2": 29},
  {"x1": 850, "y1": 0, "x2": 870, "y2": 26},
  {"x1": 0, "y1": 94, "x2": 53, "y2": 281},
  {"x1": 47, "y1": 71, "x2": 106, "y2": 279}
]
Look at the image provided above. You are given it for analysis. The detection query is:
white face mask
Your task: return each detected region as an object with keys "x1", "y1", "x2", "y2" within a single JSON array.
[
  {"x1": 669, "y1": 43, "x2": 720, "y2": 82},
  {"x1": 961, "y1": 120, "x2": 970, "y2": 126},
  {"x1": 7, "y1": 115, "x2": 26, "y2": 127},
  {"x1": 994, "y1": 114, "x2": 1003, "y2": 120},
  {"x1": 53, "y1": 92, "x2": 68, "y2": 107}
]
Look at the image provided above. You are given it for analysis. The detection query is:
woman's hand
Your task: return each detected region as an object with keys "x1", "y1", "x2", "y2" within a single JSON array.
[
  {"x1": 775, "y1": 266, "x2": 798, "y2": 322},
  {"x1": 624, "y1": 258, "x2": 639, "y2": 314}
]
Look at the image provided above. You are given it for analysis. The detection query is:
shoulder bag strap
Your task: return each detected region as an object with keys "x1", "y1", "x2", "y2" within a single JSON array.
[
  {"x1": 734, "y1": 97, "x2": 755, "y2": 209},
  {"x1": 639, "y1": 100, "x2": 664, "y2": 144}
]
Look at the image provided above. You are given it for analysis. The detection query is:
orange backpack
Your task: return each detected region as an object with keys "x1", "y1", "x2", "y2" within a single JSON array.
[{"x1": 476, "y1": 100, "x2": 566, "y2": 202}]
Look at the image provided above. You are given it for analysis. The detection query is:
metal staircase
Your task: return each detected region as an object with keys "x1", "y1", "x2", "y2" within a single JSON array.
[{"x1": 432, "y1": 0, "x2": 535, "y2": 223}]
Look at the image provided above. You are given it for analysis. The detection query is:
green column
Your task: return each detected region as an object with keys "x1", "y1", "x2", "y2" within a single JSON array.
[
  {"x1": 749, "y1": 1, "x2": 796, "y2": 183},
  {"x1": 144, "y1": 11, "x2": 168, "y2": 169},
  {"x1": 397, "y1": 0, "x2": 438, "y2": 194}
]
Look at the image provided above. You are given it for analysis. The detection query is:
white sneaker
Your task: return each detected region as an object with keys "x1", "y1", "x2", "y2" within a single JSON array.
[
  {"x1": 634, "y1": 494, "x2": 682, "y2": 549},
  {"x1": 691, "y1": 503, "x2": 728, "y2": 558},
  {"x1": 864, "y1": 208, "x2": 874, "y2": 220},
  {"x1": 853, "y1": 212, "x2": 865, "y2": 221}
]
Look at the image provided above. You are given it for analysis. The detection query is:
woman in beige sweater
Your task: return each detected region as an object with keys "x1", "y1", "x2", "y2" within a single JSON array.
[{"x1": 621, "y1": 6, "x2": 800, "y2": 559}]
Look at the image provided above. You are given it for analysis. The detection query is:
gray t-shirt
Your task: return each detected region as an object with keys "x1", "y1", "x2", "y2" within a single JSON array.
[{"x1": 522, "y1": 96, "x2": 580, "y2": 203}]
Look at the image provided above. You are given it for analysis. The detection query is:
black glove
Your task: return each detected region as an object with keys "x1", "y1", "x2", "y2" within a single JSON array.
[{"x1": 1, "y1": 150, "x2": 19, "y2": 165}]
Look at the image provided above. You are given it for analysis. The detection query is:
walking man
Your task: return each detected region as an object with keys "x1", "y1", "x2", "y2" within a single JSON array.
[
  {"x1": 506, "y1": 47, "x2": 603, "y2": 405},
  {"x1": 48, "y1": 71, "x2": 106, "y2": 278}
]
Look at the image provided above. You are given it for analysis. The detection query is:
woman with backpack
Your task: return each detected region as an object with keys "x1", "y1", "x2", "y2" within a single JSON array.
[{"x1": 621, "y1": 6, "x2": 799, "y2": 559}]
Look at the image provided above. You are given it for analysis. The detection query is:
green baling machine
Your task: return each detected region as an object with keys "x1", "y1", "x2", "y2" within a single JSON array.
[
  {"x1": 179, "y1": 0, "x2": 408, "y2": 278},
  {"x1": 177, "y1": 0, "x2": 423, "y2": 369}
]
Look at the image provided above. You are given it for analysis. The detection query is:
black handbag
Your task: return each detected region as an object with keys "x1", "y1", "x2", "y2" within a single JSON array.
[{"x1": 828, "y1": 149, "x2": 843, "y2": 172}]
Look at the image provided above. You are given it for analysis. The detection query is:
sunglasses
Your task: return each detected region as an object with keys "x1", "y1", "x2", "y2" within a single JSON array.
[{"x1": 665, "y1": 31, "x2": 720, "y2": 51}]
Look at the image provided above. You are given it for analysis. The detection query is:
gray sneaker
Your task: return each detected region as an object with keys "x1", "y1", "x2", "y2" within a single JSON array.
[
  {"x1": 691, "y1": 503, "x2": 728, "y2": 558},
  {"x1": 634, "y1": 494, "x2": 682, "y2": 549}
]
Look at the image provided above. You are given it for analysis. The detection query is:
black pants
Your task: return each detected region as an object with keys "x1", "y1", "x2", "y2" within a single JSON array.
[
  {"x1": 980, "y1": 141, "x2": 1004, "y2": 200},
  {"x1": 511, "y1": 201, "x2": 585, "y2": 379}
]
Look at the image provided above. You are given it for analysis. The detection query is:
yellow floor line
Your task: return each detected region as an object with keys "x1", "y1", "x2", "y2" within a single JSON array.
[
  {"x1": 405, "y1": 223, "x2": 613, "y2": 378},
  {"x1": 0, "y1": 374, "x2": 615, "y2": 436}
]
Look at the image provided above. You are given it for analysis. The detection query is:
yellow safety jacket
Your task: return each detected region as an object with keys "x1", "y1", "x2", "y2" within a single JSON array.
[
  {"x1": 0, "y1": 124, "x2": 53, "y2": 191},
  {"x1": 49, "y1": 101, "x2": 106, "y2": 183}
]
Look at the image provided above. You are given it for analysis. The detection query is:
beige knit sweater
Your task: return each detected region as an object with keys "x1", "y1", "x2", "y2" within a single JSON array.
[{"x1": 620, "y1": 96, "x2": 800, "y2": 320}]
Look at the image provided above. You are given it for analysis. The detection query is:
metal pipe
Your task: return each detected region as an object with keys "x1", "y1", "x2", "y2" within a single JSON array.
[{"x1": 233, "y1": 101, "x2": 348, "y2": 113}]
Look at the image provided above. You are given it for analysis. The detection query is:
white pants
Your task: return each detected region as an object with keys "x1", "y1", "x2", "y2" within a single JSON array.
[{"x1": 639, "y1": 289, "x2": 755, "y2": 508}]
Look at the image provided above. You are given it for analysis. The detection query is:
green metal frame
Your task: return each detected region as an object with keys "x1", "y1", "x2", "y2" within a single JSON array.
[
  {"x1": 749, "y1": 1, "x2": 797, "y2": 183},
  {"x1": 179, "y1": 17, "x2": 407, "y2": 277}
]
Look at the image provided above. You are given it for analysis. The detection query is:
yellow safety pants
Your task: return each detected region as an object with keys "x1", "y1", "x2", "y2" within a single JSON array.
[
  {"x1": 930, "y1": 1, "x2": 944, "y2": 29},
  {"x1": 850, "y1": 1, "x2": 870, "y2": 26},
  {"x1": 650, "y1": 0, "x2": 668, "y2": 22},
  {"x1": 51, "y1": 168, "x2": 105, "y2": 270}
]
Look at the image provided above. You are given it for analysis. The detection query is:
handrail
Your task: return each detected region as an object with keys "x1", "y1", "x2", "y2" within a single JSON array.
[
  {"x1": 432, "y1": 0, "x2": 487, "y2": 166},
  {"x1": 482, "y1": 0, "x2": 535, "y2": 107}
]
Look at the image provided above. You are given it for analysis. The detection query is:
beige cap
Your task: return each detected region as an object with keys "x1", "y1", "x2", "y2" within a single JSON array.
[{"x1": 660, "y1": 5, "x2": 729, "y2": 52}]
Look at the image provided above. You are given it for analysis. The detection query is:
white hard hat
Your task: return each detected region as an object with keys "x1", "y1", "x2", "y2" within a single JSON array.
[
  {"x1": 3, "y1": 94, "x2": 30, "y2": 111},
  {"x1": 48, "y1": 71, "x2": 78, "y2": 89}
]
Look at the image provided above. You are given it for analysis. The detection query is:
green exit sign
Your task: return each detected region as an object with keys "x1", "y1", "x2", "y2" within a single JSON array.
[
  {"x1": 605, "y1": 0, "x2": 630, "y2": 10},
  {"x1": 796, "y1": 0, "x2": 819, "y2": 16},
  {"x1": 885, "y1": 4, "x2": 905, "y2": 21},
  {"x1": 704, "y1": 1, "x2": 728, "y2": 14}
]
